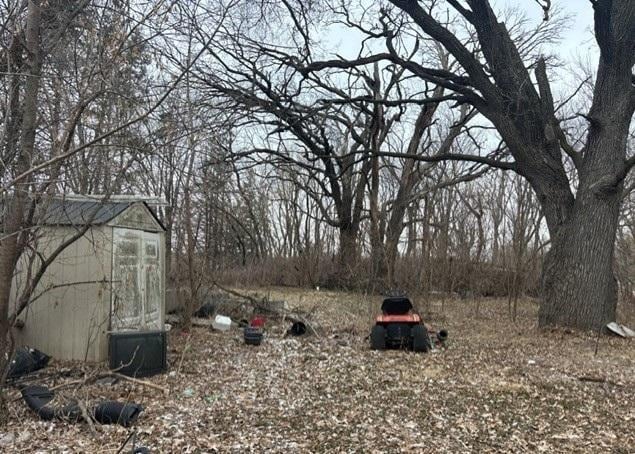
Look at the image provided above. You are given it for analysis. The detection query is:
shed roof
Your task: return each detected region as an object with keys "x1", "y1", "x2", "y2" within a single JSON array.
[
  {"x1": 39, "y1": 199, "x2": 130, "y2": 225},
  {"x1": 38, "y1": 198, "x2": 164, "y2": 230}
]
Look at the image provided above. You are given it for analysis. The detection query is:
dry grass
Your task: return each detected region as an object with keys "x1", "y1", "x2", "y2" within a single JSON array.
[{"x1": 2, "y1": 287, "x2": 634, "y2": 453}]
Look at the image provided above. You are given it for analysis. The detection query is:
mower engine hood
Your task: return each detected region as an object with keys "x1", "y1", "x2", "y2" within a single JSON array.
[{"x1": 375, "y1": 313, "x2": 421, "y2": 324}]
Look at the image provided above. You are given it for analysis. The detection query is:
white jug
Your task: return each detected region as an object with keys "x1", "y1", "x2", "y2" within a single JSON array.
[{"x1": 212, "y1": 315, "x2": 232, "y2": 331}]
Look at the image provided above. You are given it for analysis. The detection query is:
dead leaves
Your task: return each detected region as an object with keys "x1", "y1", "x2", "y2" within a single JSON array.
[{"x1": 3, "y1": 293, "x2": 635, "y2": 453}]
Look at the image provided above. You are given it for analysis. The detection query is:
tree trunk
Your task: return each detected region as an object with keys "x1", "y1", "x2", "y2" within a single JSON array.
[
  {"x1": 368, "y1": 157, "x2": 386, "y2": 288},
  {"x1": 0, "y1": 316, "x2": 12, "y2": 426},
  {"x1": 539, "y1": 120, "x2": 626, "y2": 330},
  {"x1": 337, "y1": 224, "x2": 359, "y2": 287},
  {"x1": 0, "y1": 0, "x2": 42, "y2": 425},
  {"x1": 540, "y1": 187, "x2": 621, "y2": 329},
  {"x1": 384, "y1": 212, "x2": 405, "y2": 288},
  {"x1": 539, "y1": 19, "x2": 633, "y2": 330}
]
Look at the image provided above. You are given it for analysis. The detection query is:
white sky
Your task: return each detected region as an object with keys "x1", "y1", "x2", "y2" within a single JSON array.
[
  {"x1": 328, "y1": 1, "x2": 600, "y2": 71},
  {"x1": 496, "y1": 0, "x2": 597, "y2": 58}
]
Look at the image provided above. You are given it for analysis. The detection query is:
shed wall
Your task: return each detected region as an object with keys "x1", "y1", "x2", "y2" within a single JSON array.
[{"x1": 11, "y1": 226, "x2": 113, "y2": 362}]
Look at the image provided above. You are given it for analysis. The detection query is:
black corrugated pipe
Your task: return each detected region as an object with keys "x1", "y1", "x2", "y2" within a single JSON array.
[
  {"x1": 21, "y1": 385, "x2": 143, "y2": 427},
  {"x1": 436, "y1": 329, "x2": 448, "y2": 343}
]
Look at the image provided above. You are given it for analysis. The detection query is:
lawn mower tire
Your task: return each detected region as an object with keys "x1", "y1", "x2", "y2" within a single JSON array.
[
  {"x1": 412, "y1": 325, "x2": 431, "y2": 352},
  {"x1": 370, "y1": 325, "x2": 386, "y2": 350}
]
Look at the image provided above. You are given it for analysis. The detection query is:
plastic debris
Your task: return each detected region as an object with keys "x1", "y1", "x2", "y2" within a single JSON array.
[
  {"x1": 7, "y1": 347, "x2": 50, "y2": 380},
  {"x1": 606, "y1": 322, "x2": 635, "y2": 338},
  {"x1": 212, "y1": 315, "x2": 232, "y2": 331},
  {"x1": 287, "y1": 321, "x2": 307, "y2": 336},
  {"x1": 20, "y1": 385, "x2": 143, "y2": 427}
]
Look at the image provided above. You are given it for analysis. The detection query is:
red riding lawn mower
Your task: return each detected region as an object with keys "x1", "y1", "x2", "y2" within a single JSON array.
[{"x1": 370, "y1": 295, "x2": 448, "y2": 352}]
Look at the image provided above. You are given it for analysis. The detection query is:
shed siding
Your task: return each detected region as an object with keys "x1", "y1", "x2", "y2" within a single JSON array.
[{"x1": 12, "y1": 226, "x2": 112, "y2": 362}]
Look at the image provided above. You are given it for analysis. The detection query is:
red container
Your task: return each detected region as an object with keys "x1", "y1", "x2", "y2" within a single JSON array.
[{"x1": 250, "y1": 316, "x2": 266, "y2": 328}]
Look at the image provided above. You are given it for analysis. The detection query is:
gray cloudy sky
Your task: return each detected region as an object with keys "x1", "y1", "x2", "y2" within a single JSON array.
[
  {"x1": 496, "y1": 0, "x2": 597, "y2": 58},
  {"x1": 332, "y1": 1, "x2": 599, "y2": 64}
]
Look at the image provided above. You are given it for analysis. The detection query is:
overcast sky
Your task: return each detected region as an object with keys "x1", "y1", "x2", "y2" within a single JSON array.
[
  {"x1": 330, "y1": 1, "x2": 599, "y2": 66},
  {"x1": 496, "y1": 0, "x2": 597, "y2": 58}
]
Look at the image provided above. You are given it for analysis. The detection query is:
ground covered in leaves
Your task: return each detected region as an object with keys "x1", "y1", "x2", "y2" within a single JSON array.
[{"x1": 2, "y1": 288, "x2": 634, "y2": 453}]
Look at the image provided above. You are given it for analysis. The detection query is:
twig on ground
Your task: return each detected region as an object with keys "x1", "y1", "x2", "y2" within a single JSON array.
[
  {"x1": 116, "y1": 430, "x2": 137, "y2": 454},
  {"x1": 77, "y1": 399, "x2": 98, "y2": 437},
  {"x1": 577, "y1": 375, "x2": 623, "y2": 387},
  {"x1": 177, "y1": 333, "x2": 192, "y2": 376},
  {"x1": 107, "y1": 372, "x2": 169, "y2": 395}
]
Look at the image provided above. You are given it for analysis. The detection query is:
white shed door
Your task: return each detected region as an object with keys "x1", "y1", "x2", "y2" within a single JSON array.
[{"x1": 112, "y1": 228, "x2": 162, "y2": 331}]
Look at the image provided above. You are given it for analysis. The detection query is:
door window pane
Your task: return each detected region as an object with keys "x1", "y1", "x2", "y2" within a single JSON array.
[{"x1": 112, "y1": 231, "x2": 142, "y2": 329}]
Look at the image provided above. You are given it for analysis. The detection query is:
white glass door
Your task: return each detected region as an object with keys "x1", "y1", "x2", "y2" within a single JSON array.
[{"x1": 112, "y1": 229, "x2": 162, "y2": 331}]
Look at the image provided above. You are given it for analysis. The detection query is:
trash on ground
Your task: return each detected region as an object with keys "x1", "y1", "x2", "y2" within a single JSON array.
[
  {"x1": 20, "y1": 385, "x2": 143, "y2": 427},
  {"x1": 21, "y1": 385, "x2": 83, "y2": 422},
  {"x1": 250, "y1": 316, "x2": 266, "y2": 328},
  {"x1": 93, "y1": 401, "x2": 143, "y2": 427},
  {"x1": 7, "y1": 347, "x2": 50, "y2": 380},
  {"x1": 434, "y1": 329, "x2": 449, "y2": 347},
  {"x1": 244, "y1": 326, "x2": 264, "y2": 345},
  {"x1": 212, "y1": 314, "x2": 232, "y2": 331},
  {"x1": 194, "y1": 302, "x2": 216, "y2": 318},
  {"x1": 287, "y1": 321, "x2": 307, "y2": 336},
  {"x1": 606, "y1": 322, "x2": 635, "y2": 338}
]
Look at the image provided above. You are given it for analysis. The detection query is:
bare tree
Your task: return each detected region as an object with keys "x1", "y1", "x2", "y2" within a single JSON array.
[
  {"x1": 300, "y1": 0, "x2": 634, "y2": 329},
  {"x1": 0, "y1": 0, "x2": 212, "y2": 422}
]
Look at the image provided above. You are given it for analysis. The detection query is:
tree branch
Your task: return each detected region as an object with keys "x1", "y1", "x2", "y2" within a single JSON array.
[
  {"x1": 1, "y1": 13, "x2": 219, "y2": 194},
  {"x1": 378, "y1": 150, "x2": 517, "y2": 171}
]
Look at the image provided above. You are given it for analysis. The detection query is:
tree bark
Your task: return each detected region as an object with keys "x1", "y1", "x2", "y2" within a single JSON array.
[
  {"x1": 540, "y1": 67, "x2": 631, "y2": 329},
  {"x1": 0, "y1": 0, "x2": 42, "y2": 426},
  {"x1": 541, "y1": 189, "x2": 621, "y2": 329},
  {"x1": 337, "y1": 224, "x2": 359, "y2": 287},
  {"x1": 540, "y1": 0, "x2": 634, "y2": 330}
]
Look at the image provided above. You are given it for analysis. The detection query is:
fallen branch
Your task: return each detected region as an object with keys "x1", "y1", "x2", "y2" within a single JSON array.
[
  {"x1": 107, "y1": 373, "x2": 169, "y2": 395},
  {"x1": 577, "y1": 375, "x2": 622, "y2": 387},
  {"x1": 212, "y1": 282, "x2": 321, "y2": 337},
  {"x1": 212, "y1": 282, "x2": 260, "y2": 305},
  {"x1": 50, "y1": 379, "x2": 86, "y2": 392}
]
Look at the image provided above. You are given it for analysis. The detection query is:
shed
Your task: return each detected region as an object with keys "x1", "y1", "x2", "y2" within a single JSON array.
[{"x1": 10, "y1": 196, "x2": 166, "y2": 365}]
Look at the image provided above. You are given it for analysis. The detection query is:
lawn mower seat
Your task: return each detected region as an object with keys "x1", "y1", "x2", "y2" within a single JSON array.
[{"x1": 381, "y1": 297, "x2": 413, "y2": 315}]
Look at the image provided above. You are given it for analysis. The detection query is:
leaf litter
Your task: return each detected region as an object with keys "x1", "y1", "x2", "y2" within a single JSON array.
[{"x1": 2, "y1": 288, "x2": 634, "y2": 453}]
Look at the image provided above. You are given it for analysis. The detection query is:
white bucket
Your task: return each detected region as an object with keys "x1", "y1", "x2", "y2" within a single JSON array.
[{"x1": 212, "y1": 315, "x2": 232, "y2": 331}]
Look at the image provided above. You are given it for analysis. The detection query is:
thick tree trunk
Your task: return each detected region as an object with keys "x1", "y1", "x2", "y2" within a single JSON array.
[
  {"x1": 384, "y1": 234, "x2": 399, "y2": 287},
  {"x1": 0, "y1": 200, "x2": 24, "y2": 385},
  {"x1": 539, "y1": 119, "x2": 627, "y2": 329},
  {"x1": 539, "y1": 13, "x2": 633, "y2": 329},
  {"x1": 0, "y1": 320, "x2": 11, "y2": 426},
  {"x1": 337, "y1": 225, "x2": 359, "y2": 287},
  {"x1": 369, "y1": 157, "x2": 387, "y2": 288},
  {"x1": 370, "y1": 232, "x2": 387, "y2": 289},
  {"x1": 541, "y1": 187, "x2": 621, "y2": 329}
]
